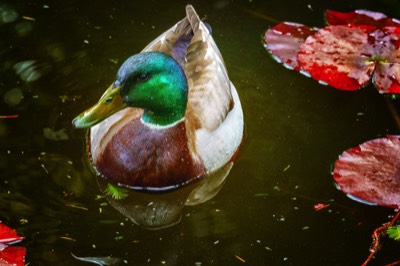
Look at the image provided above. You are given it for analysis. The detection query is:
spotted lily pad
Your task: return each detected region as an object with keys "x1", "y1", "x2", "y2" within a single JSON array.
[
  {"x1": 0, "y1": 222, "x2": 25, "y2": 266},
  {"x1": 264, "y1": 22, "x2": 317, "y2": 70},
  {"x1": 371, "y1": 27, "x2": 400, "y2": 93},
  {"x1": 297, "y1": 25, "x2": 400, "y2": 92},
  {"x1": 297, "y1": 25, "x2": 376, "y2": 91},
  {"x1": 0, "y1": 246, "x2": 26, "y2": 266},
  {"x1": 0, "y1": 223, "x2": 24, "y2": 244},
  {"x1": 333, "y1": 135, "x2": 400, "y2": 208},
  {"x1": 325, "y1": 9, "x2": 400, "y2": 28},
  {"x1": 264, "y1": 9, "x2": 400, "y2": 93}
]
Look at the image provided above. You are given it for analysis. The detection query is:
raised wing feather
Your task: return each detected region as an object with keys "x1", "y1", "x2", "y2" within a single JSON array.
[
  {"x1": 184, "y1": 6, "x2": 233, "y2": 131},
  {"x1": 141, "y1": 5, "x2": 233, "y2": 131}
]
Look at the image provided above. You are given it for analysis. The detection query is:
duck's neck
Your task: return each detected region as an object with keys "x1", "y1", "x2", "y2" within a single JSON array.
[
  {"x1": 141, "y1": 110, "x2": 185, "y2": 127},
  {"x1": 141, "y1": 115, "x2": 185, "y2": 129},
  {"x1": 140, "y1": 79, "x2": 187, "y2": 127},
  {"x1": 140, "y1": 57, "x2": 188, "y2": 126}
]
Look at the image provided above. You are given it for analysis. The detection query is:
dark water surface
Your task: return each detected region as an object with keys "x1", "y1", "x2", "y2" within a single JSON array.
[{"x1": 1, "y1": 0, "x2": 400, "y2": 265}]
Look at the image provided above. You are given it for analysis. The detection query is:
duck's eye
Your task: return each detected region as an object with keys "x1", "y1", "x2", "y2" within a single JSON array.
[
  {"x1": 104, "y1": 97, "x2": 113, "y2": 104},
  {"x1": 136, "y1": 73, "x2": 149, "y2": 82}
]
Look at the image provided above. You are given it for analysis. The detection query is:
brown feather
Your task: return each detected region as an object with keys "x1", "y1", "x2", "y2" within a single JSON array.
[
  {"x1": 94, "y1": 119, "x2": 206, "y2": 190},
  {"x1": 185, "y1": 5, "x2": 201, "y2": 32},
  {"x1": 184, "y1": 23, "x2": 233, "y2": 131}
]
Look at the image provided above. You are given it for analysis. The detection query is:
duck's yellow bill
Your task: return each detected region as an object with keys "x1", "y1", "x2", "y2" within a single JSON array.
[{"x1": 72, "y1": 84, "x2": 126, "y2": 128}]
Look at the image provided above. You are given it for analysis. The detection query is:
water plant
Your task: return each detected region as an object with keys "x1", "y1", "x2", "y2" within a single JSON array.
[
  {"x1": 387, "y1": 225, "x2": 400, "y2": 241},
  {"x1": 333, "y1": 135, "x2": 400, "y2": 208},
  {"x1": 264, "y1": 9, "x2": 400, "y2": 93},
  {"x1": 105, "y1": 182, "x2": 129, "y2": 200},
  {"x1": 0, "y1": 222, "x2": 25, "y2": 266}
]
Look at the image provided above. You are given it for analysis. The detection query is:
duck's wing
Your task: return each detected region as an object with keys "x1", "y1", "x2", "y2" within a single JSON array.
[
  {"x1": 183, "y1": 5, "x2": 233, "y2": 131},
  {"x1": 141, "y1": 5, "x2": 232, "y2": 131},
  {"x1": 140, "y1": 6, "x2": 242, "y2": 173},
  {"x1": 182, "y1": 6, "x2": 242, "y2": 173}
]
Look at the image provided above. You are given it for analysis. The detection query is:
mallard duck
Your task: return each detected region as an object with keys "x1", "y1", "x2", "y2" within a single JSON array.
[{"x1": 73, "y1": 5, "x2": 244, "y2": 192}]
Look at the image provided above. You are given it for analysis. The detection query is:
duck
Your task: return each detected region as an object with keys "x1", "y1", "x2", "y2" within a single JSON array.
[{"x1": 72, "y1": 5, "x2": 244, "y2": 192}]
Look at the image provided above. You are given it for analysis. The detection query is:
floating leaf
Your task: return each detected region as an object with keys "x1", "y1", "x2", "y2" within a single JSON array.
[
  {"x1": 387, "y1": 225, "x2": 400, "y2": 241},
  {"x1": 0, "y1": 223, "x2": 24, "y2": 244},
  {"x1": 297, "y1": 25, "x2": 376, "y2": 91},
  {"x1": 371, "y1": 27, "x2": 400, "y2": 94},
  {"x1": 0, "y1": 246, "x2": 26, "y2": 266},
  {"x1": 325, "y1": 9, "x2": 400, "y2": 28},
  {"x1": 297, "y1": 25, "x2": 400, "y2": 93},
  {"x1": 264, "y1": 22, "x2": 317, "y2": 70},
  {"x1": 264, "y1": 9, "x2": 400, "y2": 93},
  {"x1": 333, "y1": 135, "x2": 400, "y2": 208},
  {"x1": 0, "y1": 223, "x2": 25, "y2": 266}
]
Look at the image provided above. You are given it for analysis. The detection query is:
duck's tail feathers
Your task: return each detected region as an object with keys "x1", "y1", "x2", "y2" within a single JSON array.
[
  {"x1": 185, "y1": 5, "x2": 201, "y2": 32},
  {"x1": 175, "y1": 5, "x2": 202, "y2": 36}
]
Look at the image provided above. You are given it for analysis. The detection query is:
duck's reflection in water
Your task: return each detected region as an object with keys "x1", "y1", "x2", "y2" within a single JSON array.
[{"x1": 96, "y1": 162, "x2": 233, "y2": 229}]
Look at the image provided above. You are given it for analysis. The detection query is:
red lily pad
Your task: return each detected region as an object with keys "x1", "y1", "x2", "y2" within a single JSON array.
[
  {"x1": 0, "y1": 246, "x2": 26, "y2": 266},
  {"x1": 264, "y1": 22, "x2": 317, "y2": 70},
  {"x1": 264, "y1": 9, "x2": 400, "y2": 93},
  {"x1": 0, "y1": 223, "x2": 26, "y2": 266},
  {"x1": 373, "y1": 63, "x2": 400, "y2": 94},
  {"x1": 0, "y1": 222, "x2": 24, "y2": 244},
  {"x1": 371, "y1": 27, "x2": 400, "y2": 94},
  {"x1": 297, "y1": 25, "x2": 376, "y2": 90},
  {"x1": 326, "y1": 9, "x2": 400, "y2": 28},
  {"x1": 297, "y1": 25, "x2": 400, "y2": 92},
  {"x1": 333, "y1": 135, "x2": 400, "y2": 208}
]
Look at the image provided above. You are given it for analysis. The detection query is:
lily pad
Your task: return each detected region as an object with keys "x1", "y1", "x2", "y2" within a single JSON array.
[
  {"x1": 371, "y1": 27, "x2": 400, "y2": 94},
  {"x1": 325, "y1": 9, "x2": 400, "y2": 28},
  {"x1": 0, "y1": 246, "x2": 26, "y2": 266},
  {"x1": 0, "y1": 223, "x2": 24, "y2": 244},
  {"x1": 297, "y1": 25, "x2": 376, "y2": 91},
  {"x1": 333, "y1": 135, "x2": 400, "y2": 208},
  {"x1": 264, "y1": 9, "x2": 400, "y2": 93},
  {"x1": 264, "y1": 22, "x2": 316, "y2": 70},
  {"x1": 0, "y1": 223, "x2": 25, "y2": 266},
  {"x1": 297, "y1": 25, "x2": 400, "y2": 93}
]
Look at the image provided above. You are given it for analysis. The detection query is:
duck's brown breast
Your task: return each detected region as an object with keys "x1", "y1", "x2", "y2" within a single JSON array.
[{"x1": 93, "y1": 118, "x2": 206, "y2": 191}]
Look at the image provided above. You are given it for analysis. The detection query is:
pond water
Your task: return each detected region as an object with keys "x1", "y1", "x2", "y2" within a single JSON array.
[{"x1": 1, "y1": 0, "x2": 400, "y2": 265}]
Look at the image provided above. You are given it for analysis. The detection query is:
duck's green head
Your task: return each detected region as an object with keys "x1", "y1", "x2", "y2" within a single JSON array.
[{"x1": 73, "y1": 52, "x2": 188, "y2": 128}]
